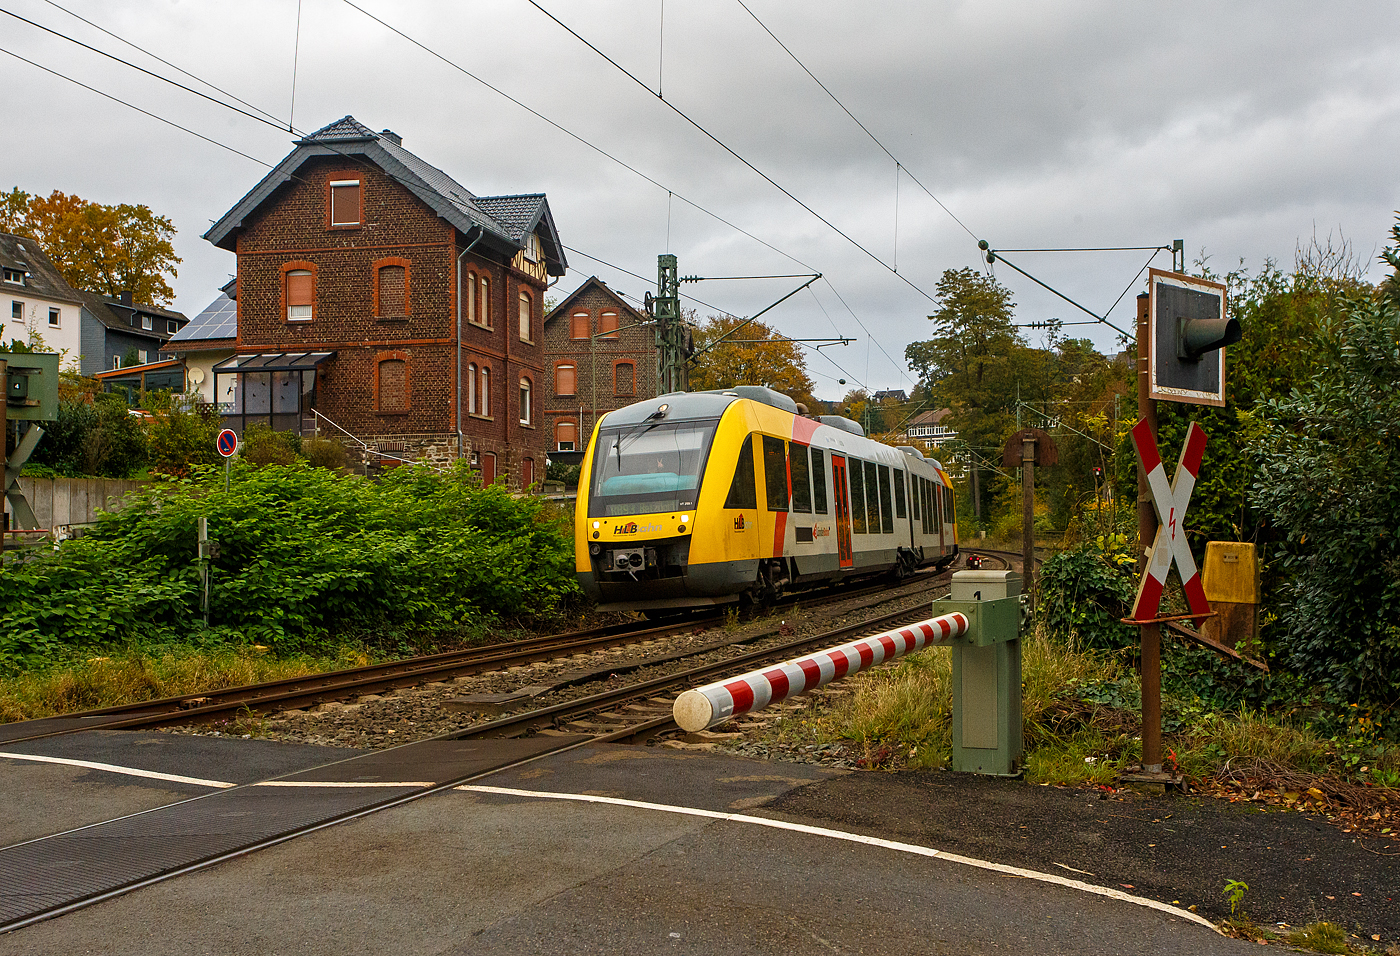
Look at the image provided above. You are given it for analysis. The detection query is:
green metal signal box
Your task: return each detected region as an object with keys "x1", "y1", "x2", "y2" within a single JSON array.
[
  {"x1": 936, "y1": 569, "x2": 1023, "y2": 776},
  {"x1": 4, "y1": 352, "x2": 60, "y2": 422}
]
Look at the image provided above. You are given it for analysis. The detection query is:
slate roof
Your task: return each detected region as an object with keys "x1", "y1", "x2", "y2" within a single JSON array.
[
  {"x1": 544, "y1": 276, "x2": 649, "y2": 328},
  {"x1": 204, "y1": 116, "x2": 566, "y2": 275},
  {"x1": 0, "y1": 233, "x2": 83, "y2": 305},
  {"x1": 77, "y1": 290, "x2": 187, "y2": 339}
]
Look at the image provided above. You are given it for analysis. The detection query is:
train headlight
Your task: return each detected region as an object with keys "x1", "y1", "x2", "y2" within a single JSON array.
[
  {"x1": 592, "y1": 521, "x2": 600, "y2": 530},
  {"x1": 680, "y1": 514, "x2": 689, "y2": 523},
  {"x1": 589, "y1": 543, "x2": 601, "y2": 556}
]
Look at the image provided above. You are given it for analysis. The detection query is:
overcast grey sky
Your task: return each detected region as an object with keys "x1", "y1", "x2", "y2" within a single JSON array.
[{"x1": 5, "y1": 0, "x2": 1397, "y2": 398}]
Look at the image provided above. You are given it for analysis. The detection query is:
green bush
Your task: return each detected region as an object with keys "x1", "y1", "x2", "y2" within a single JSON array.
[
  {"x1": 1037, "y1": 539, "x2": 1138, "y2": 652},
  {"x1": 302, "y1": 436, "x2": 348, "y2": 471},
  {"x1": 241, "y1": 423, "x2": 300, "y2": 467},
  {"x1": 27, "y1": 394, "x2": 148, "y2": 478},
  {"x1": 1250, "y1": 298, "x2": 1400, "y2": 704},
  {"x1": 148, "y1": 398, "x2": 221, "y2": 478},
  {"x1": 0, "y1": 461, "x2": 580, "y2": 670}
]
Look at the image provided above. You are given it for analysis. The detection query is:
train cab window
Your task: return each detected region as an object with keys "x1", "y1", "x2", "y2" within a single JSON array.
[
  {"x1": 811, "y1": 448, "x2": 828, "y2": 514},
  {"x1": 877, "y1": 465, "x2": 894, "y2": 533},
  {"x1": 849, "y1": 458, "x2": 867, "y2": 533},
  {"x1": 864, "y1": 461, "x2": 881, "y2": 534},
  {"x1": 790, "y1": 443, "x2": 812, "y2": 513},
  {"x1": 588, "y1": 418, "x2": 719, "y2": 517},
  {"x1": 762, "y1": 435, "x2": 789, "y2": 512},
  {"x1": 944, "y1": 483, "x2": 955, "y2": 526},
  {"x1": 724, "y1": 436, "x2": 757, "y2": 510},
  {"x1": 894, "y1": 468, "x2": 907, "y2": 519}
]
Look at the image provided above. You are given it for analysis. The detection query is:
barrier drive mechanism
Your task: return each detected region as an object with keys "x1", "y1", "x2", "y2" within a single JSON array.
[{"x1": 673, "y1": 569, "x2": 1024, "y2": 775}]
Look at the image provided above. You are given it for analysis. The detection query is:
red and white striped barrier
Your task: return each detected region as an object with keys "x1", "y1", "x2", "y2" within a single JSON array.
[{"x1": 673, "y1": 613, "x2": 971, "y2": 732}]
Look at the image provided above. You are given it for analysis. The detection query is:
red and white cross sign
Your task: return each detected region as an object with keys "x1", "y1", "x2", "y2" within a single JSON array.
[{"x1": 1130, "y1": 419, "x2": 1211, "y2": 622}]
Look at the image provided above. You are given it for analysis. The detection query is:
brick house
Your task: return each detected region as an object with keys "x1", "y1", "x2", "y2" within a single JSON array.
[
  {"x1": 542, "y1": 276, "x2": 656, "y2": 454},
  {"x1": 202, "y1": 116, "x2": 567, "y2": 488}
]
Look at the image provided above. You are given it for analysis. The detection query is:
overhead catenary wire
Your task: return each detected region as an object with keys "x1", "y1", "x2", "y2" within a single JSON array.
[{"x1": 16, "y1": 0, "x2": 911, "y2": 389}]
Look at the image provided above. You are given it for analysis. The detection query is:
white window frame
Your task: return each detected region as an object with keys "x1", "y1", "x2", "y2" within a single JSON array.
[
  {"x1": 518, "y1": 292, "x2": 532, "y2": 342},
  {"x1": 519, "y1": 377, "x2": 532, "y2": 425},
  {"x1": 141, "y1": 314, "x2": 153, "y2": 331},
  {"x1": 3, "y1": 268, "x2": 23, "y2": 286},
  {"x1": 167, "y1": 320, "x2": 178, "y2": 334},
  {"x1": 48, "y1": 308, "x2": 59, "y2": 327},
  {"x1": 329, "y1": 179, "x2": 362, "y2": 226},
  {"x1": 11, "y1": 300, "x2": 22, "y2": 322},
  {"x1": 286, "y1": 269, "x2": 314, "y2": 321},
  {"x1": 524, "y1": 232, "x2": 541, "y2": 263}
]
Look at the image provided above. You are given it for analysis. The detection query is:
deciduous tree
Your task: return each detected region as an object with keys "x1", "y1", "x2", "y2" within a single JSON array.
[
  {"x1": 0, "y1": 188, "x2": 181, "y2": 307},
  {"x1": 689, "y1": 315, "x2": 816, "y2": 408}
]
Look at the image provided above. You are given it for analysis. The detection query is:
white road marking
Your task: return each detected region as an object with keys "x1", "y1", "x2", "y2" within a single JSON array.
[
  {"x1": 459, "y1": 784, "x2": 1219, "y2": 932},
  {"x1": 253, "y1": 780, "x2": 433, "y2": 788},
  {"x1": 0, "y1": 750, "x2": 235, "y2": 789}
]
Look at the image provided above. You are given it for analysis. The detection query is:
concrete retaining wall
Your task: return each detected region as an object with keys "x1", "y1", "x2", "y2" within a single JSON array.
[{"x1": 4, "y1": 477, "x2": 150, "y2": 531}]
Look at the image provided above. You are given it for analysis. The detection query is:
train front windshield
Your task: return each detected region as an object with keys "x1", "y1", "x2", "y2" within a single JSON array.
[{"x1": 589, "y1": 420, "x2": 717, "y2": 517}]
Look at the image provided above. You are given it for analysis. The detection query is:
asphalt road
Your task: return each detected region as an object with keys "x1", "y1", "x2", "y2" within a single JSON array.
[{"x1": 0, "y1": 732, "x2": 1385, "y2": 954}]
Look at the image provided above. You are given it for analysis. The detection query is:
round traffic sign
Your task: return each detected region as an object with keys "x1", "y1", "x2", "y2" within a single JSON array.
[{"x1": 216, "y1": 428, "x2": 239, "y2": 458}]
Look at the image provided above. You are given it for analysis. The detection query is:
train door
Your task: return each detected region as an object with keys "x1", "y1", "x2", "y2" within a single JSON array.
[{"x1": 830, "y1": 454, "x2": 854, "y2": 569}]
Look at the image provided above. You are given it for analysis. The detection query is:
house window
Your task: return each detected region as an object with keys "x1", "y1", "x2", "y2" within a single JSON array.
[
  {"x1": 519, "y1": 376, "x2": 532, "y2": 425},
  {"x1": 3, "y1": 268, "x2": 23, "y2": 285},
  {"x1": 465, "y1": 272, "x2": 478, "y2": 325},
  {"x1": 48, "y1": 308, "x2": 59, "y2": 327},
  {"x1": 375, "y1": 260, "x2": 409, "y2": 316},
  {"x1": 599, "y1": 310, "x2": 618, "y2": 339},
  {"x1": 141, "y1": 314, "x2": 153, "y2": 331},
  {"x1": 285, "y1": 267, "x2": 315, "y2": 321},
  {"x1": 555, "y1": 363, "x2": 576, "y2": 397},
  {"x1": 518, "y1": 292, "x2": 532, "y2": 342},
  {"x1": 10, "y1": 301, "x2": 20, "y2": 321},
  {"x1": 329, "y1": 178, "x2": 361, "y2": 226},
  {"x1": 524, "y1": 232, "x2": 541, "y2": 263},
  {"x1": 468, "y1": 363, "x2": 478, "y2": 414},
  {"x1": 478, "y1": 275, "x2": 490, "y2": 328},
  {"x1": 167, "y1": 320, "x2": 178, "y2": 334},
  {"x1": 521, "y1": 456, "x2": 535, "y2": 490},
  {"x1": 377, "y1": 356, "x2": 409, "y2": 413},
  {"x1": 479, "y1": 365, "x2": 490, "y2": 416},
  {"x1": 614, "y1": 361, "x2": 634, "y2": 396},
  {"x1": 112, "y1": 355, "x2": 121, "y2": 370},
  {"x1": 570, "y1": 311, "x2": 589, "y2": 340},
  {"x1": 556, "y1": 420, "x2": 577, "y2": 451}
]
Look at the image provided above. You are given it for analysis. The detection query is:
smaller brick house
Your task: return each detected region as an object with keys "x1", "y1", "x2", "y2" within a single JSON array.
[
  {"x1": 202, "y1": 116, "x2": 567, "y2": 488},
  {"x1": 542, "y1": 276, "x2": 656, "y2": 454}
]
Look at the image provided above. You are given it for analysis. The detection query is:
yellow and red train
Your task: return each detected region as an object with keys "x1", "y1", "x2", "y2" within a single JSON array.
[{"x1": 575, "y1": 386, "x2": 958, "y2": 612}]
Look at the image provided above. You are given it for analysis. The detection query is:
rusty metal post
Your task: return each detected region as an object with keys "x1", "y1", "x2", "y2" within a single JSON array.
[
  {"x1": 1135, "y1": 292, "x2": 1162, "y2": 774},
  {"x1": 1022, "y1": 434, "x2": 1035, "y2": 608}
]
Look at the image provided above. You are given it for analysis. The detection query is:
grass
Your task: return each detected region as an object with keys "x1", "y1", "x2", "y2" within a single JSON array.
[
  {"x1": 1284, "y1": 922, "x2": 1352, "y2": 954},
  {"x1": 762, "y1": 622, "x2": 1400, "y2": 795},
  {"x1": 0, "y1": 644, "x2": 372, "y2": 723}
]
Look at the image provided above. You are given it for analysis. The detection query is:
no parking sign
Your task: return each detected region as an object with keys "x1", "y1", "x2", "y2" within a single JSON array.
[{"x1": 216, "y1": 428, "x2": 238, "y2": 458}]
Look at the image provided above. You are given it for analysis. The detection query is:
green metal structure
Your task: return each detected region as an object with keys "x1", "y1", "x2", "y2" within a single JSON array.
[
  {"x1": 937, "y1": 569, "x2": 1024, "y2": 776},
  {"x1": 3, "y1": 352, "x2": 60, "y2": 531}
]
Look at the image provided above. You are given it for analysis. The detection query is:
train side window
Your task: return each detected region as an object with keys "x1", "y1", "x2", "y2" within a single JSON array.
[
  {"x1": 911, "y1": 472, "x2": 919, "y2": 520},
  {"x1": 725, "y1": 436, "x2": 757, "y2": 509},
  {"x1": 923, "y1": 478, "x2": 933, "y2": 535},
  {"x1": 811, "y1": 448, "x2": 828, "y2": 514},
  {"x1": 790, "y1": 442, "x2": 812, "y2": 513},
  {"x1": 944, "y1": 482, "x2": 955, "y2": 526},
  {"x1": 933, "y1": 483, "x2": 943, "y2": 535},
  {"x1": 894, "y1": 469, "x2": 906, "y2": 520},
  {"x1": 762, "y1": 435, "x2": 789, "y2": 512},
  {"x1": 848, "y1": 457, "x2": 867, "y2": 533},
  {"x1": 877, "y1": 465, "x2": 894, "y2": 533},
  {"x1": 864, "y1": 461, "x2": 881, "y2": 534}
]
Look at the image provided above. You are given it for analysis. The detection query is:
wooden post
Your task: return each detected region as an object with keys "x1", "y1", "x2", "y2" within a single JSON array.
[
  {"x1": 1022, "y1": 434, "x2": 1035, "y2": 607},
  {"x1": 1135, "y1": 292, "x2": 1162, "y2": 774}
]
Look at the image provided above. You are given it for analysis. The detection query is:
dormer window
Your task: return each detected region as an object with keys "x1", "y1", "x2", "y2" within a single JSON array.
[
  {"x1": 329, "y1": 178, "x2": 362, "y2": 227},
  {"x1": 2, "y1": 268, "x2": 23, "y2": 285}
]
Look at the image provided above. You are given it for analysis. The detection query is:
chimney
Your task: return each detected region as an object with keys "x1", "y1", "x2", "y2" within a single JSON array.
[
  {"x1": 118, "y1": 290, "x2": 133, "y2": 306},
  {"x1": 380, "y1": 129, "x2": 402, "y2": 146}
]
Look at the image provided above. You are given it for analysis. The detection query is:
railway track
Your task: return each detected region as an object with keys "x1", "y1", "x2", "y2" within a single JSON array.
[{"x1": 0, "y1": 565, "x2": 954, "y2": 747}]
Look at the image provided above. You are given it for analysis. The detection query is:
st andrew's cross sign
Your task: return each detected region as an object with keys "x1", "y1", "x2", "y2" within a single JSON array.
[{"x1": 1130, "y1": 418, "x2": 1211, "y2": 622}]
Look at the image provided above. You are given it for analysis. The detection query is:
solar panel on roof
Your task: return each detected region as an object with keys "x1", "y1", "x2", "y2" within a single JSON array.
[{"x1": 170, "y1": 292, "x2": 237, "y2": 341}]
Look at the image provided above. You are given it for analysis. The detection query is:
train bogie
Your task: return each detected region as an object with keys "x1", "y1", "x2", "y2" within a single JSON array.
[{"x1": 576, "y1": 387, "x2": 957, "y2": 612}]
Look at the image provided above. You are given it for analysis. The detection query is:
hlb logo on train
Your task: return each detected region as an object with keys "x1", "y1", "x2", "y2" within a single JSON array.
[
  {"x1": 612, "y1": 520, "x2": 663, "y2": 535},
  {"x1": 733, "y1": 514, "x2": 747, "y2": 531}
]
